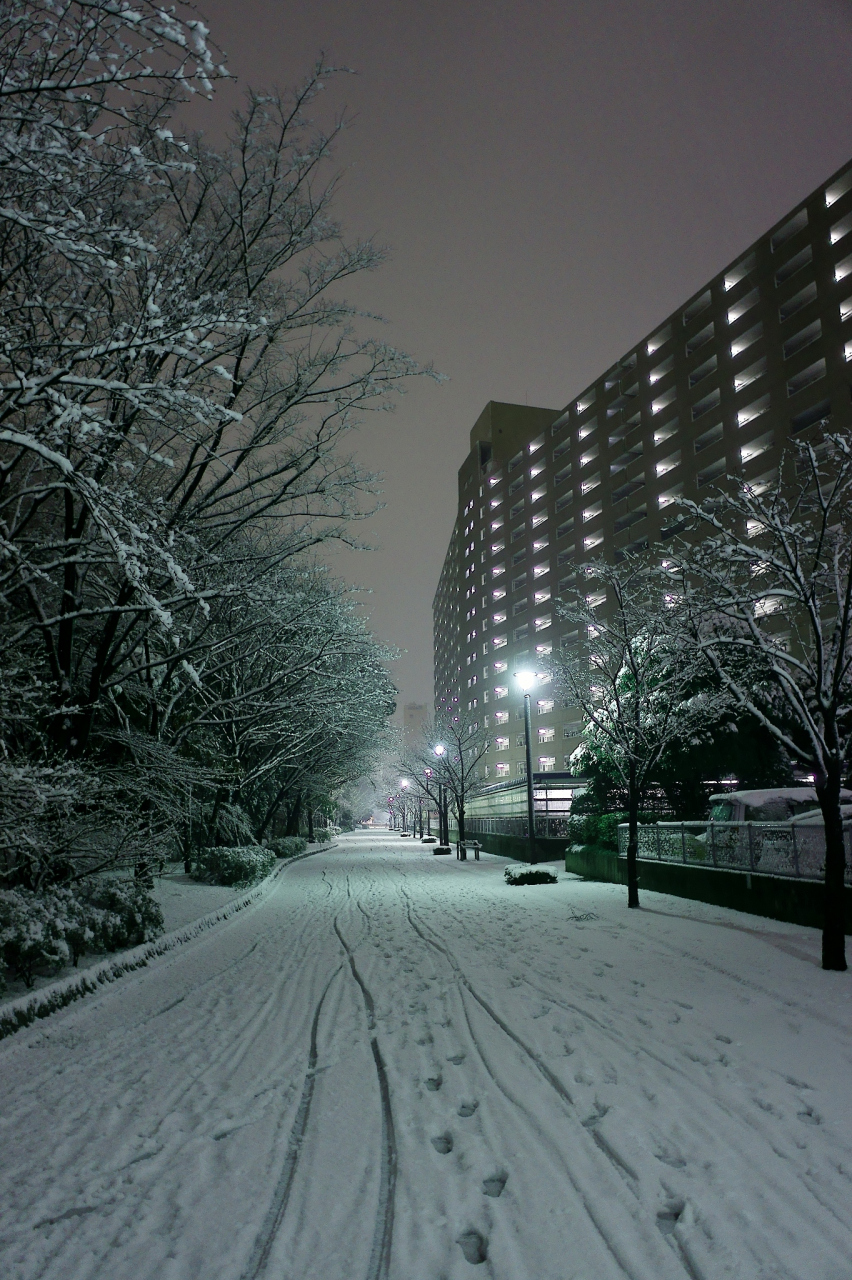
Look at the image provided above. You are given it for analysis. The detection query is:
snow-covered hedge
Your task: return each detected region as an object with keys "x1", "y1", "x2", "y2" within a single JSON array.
[
  {"x1": 268, "y1": 836, "x2": 308, "y2": 858},
  {"x1": 504, "y1": 866, "x2": 558, "y2": 886},
  {"x1": 313, "y1": 830, "x2": 333, "y2": 844},
  {"x1": 0, "y1": 880, "x2": 164, "y2": 990},
  {"x1": 192, "y1": 846, "x2": 276, "y2": 886}
]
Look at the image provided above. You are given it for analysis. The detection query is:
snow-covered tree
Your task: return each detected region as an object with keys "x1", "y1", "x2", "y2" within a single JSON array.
[
  {"x1": 670, "y1": 434, "x2": 852, "y2": 971},
  {"x1": 404, "y1": 712, "x2": 489, "y2": 847},
  {"x1": 0, "y1": 3, "x2": 425, "y2": 880},
  {"x1": 551, "y1": 557, "x2": 719, "y2": 908}
]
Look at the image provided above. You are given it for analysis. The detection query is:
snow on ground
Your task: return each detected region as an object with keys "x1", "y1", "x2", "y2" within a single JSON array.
[{"x1": 0, "y1": 832, "x2": 850, "y2": 1280}]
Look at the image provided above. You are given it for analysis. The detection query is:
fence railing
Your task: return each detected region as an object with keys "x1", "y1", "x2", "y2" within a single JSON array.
[
  {"x1": 617, "y1": 820, "x2": 852, "y2": 884},
  {"x1": 464, "y1": 815, "x2": 575, "y2": 840}
]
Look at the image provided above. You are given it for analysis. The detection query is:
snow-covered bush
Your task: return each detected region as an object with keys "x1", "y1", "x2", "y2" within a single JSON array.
[
  {"x1": 504, "y1": 866, "x2": 558, "y2": 886},
  {"x1": 79, "y1": 880, "x2": 164, "y2": 951},
  {"x1": 193, "y1": 846, "x2": 276, "y2": 887},
  {"x1": 313, "y1": 830, "x2": 332, "y2": 844},
  {"x1": 0, "y1": 889, "x2": 71, "y2": 988},
  {"x1": 269, "y1": 837, "x2": 308, "y2": 858}
]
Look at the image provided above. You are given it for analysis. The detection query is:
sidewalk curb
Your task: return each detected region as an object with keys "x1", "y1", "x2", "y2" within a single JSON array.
[{"x1": 0, "y1": 846, "x2": 334, "y2": 1043}]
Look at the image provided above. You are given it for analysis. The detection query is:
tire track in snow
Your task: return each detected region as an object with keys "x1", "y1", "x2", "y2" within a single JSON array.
[
  {"x1": 333, "y1": 911, "x2": 397, "y2": 1280},
  {"x1": 242, "y1": 964, "x2": 342, "y2": 1280}
]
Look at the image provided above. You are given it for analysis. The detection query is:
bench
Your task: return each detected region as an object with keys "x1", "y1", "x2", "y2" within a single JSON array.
[{"x1": 457, "y1": 840, "x2": 481, "y2": 861}]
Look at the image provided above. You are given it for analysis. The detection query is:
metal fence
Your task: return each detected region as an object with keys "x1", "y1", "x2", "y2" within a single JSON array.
[
  {"x1": 617, "y1": 820, "x2": 852, "y2": 884},
  {"x1": 464, "y1": 815, "x2": 575, "y2": 840}
]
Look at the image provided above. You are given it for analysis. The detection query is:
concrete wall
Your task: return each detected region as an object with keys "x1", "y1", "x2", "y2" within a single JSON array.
[{"x1": 452, "y1": 828, "x2": 852, "y2": 933}]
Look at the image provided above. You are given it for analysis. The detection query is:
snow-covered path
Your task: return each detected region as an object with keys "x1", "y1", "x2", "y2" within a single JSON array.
[{"x1": 1, "y1": 834, "x2": 851, "y2": 1280}]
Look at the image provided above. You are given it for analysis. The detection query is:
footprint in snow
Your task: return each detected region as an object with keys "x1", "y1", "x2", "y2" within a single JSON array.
[
  {"x1": 715, "y1": 1034, "x2": 732, "y2": 1044},
  {"x1": 482, "y1": 1170, "x2": 508, "y2": 1198},
  {"x1": 447, "y1": 1053, "x2": 465, "y2": 1065},
  {"x1": 458, "y1": 1100, "x2": 478, "y2": 1118},
  {"x1": 656, "y1": 1199, "x2": 686, "y2": 1235},
  {"x1": 431, "y1": 1133, "x2": 454, "y2": 1154},
  {"x1": 424, "y1": 1074, "x2": 442, "y2": 1092},
  {"x1": 457, "y1": 1229, "x2": 488, "y2": 1265}
]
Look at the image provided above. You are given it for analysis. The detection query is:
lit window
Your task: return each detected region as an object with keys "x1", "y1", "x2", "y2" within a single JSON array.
[
  {"x1": 746, "y1": 519, "x2": 763, "y2": 538},
  {"x1": 492, "y1": 635, "x2": 507, "y2": 649},
  {"x1": 578, "y1": 422, "x2": 595, "y2": 440},
  {"x1": 538, "y1": 726, "x2": 555, "y2": 743},
  {"x1": 534, "y1": 588, "x2": 551, "y2": 604},
  {"x1": 727, "y1": 287, "x2": 759, "y2": 324},
  {"x1": 530, "y1": 487, "x2": 546, "y2": 503},
  {"x1": 658, "y1": 487, "x2": 682, "y2": 509},
  {"x1": 754, "y1": 596, "x2": 782, "y2": 618},
  {"x1": 580, "y1": 445, "x2": 599, "y2": 467},
  {"x1": 530, "y1": 512, "x2": 548, "y2": 529},
  {"x1": 584, "y1": 533, "x2": 603, "y2": 551},
  {"x1": 493, "y1": 661, "x2": 508, "y2": 674},
  {"x1": 646, "y1": 325, "x2": 671, "y2": 354},
  {"x1": 740, "y1": 433, "x2": 772, "y2": 465},
  {"x1": 495, "y1": 762, "x2": 510, "y2": 776},
  {"x1": 586, "y1": 592, "x2": 606, "y2": 609},
  {"x1": 494, "y1": 710, "x2": 509, "y2": 724},
  {"x1": 654, "y1": 421, "x2": 677, "y2": 447},
  {"x1": 490, "y1": 517, "x2": 504, "y2": 531},
  {"x1": 491, "y1": 563, "x2": 505, "y2": 577},
  {"x1": 494, "y1": 685, "x2": 508, "y2": 699},
  {"x1": 534, "y1": 615, "x2": 552, "y2": 631},
  {"x1": 533, "y1": 563, "x2": 549, "y2": 578},
  {"x1": 655, "y1": 452, "x2": 680, "y2": 478},
  {"x1": 532, "y1": 537, "x2": 549, "y2": 551},
  {"x1": 652, "y1": 388, "x2": 676, "y2": 415},
  {"x1": 649, "y1": 355, "x2": 674, "y2": 384},
  {"x1": 737, "y1": 396, "x2": 769, "y2": 427},
  {"x1": 730, "y1": 322, "x2": 763, "y2": 357},
  {"x1": 581, "y1": 474, "x2": 601, "y2": 495},
  {"x1": 529, "y1": 464, "x2": 544, "y2": 479},
  {"x1": 576, "y1": 396, "x2": 594, "y2": 413},
  {"x1": 490, "y1": 541, "x2": 505, "y2": 555},
  {"x1": 495, "y1": 736, "x2": 510, "y2": 751},
  {"x1": 734, "y1": 357, "x2": 767, "y2": 392},
  {"x1": 835, "y1": 253, "x2": 852, "y2": 283},
  {"x1": 538, "y1": 757, "x2": 556, "y2": 772},
  {"x1": 492, "y1": 587, "x2": 506, "y2": 600},
  {"x1": 492, "y1": 610, "x2": 507, "y2": 624}
]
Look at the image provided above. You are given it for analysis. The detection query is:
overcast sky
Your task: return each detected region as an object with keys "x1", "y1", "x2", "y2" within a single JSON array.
[{"x1": 190, "y1": 0, "x2": 852, "y2": 715}]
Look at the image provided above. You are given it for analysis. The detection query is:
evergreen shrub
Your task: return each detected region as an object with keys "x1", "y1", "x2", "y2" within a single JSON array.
[
  {"x1": 80, "y1": 879, "x2": 164, "y2": 949},
  {"x1": 268, "y1": 836, "x2": 308, "y2": 858},
  {"x1": 193, "y1": 845, "x2": 276, "y2": 886},
  {"x1": 504, "y1": 866, "x2": 558, "y2": 886}
]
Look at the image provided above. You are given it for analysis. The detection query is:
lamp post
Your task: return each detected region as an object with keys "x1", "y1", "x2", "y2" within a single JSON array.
[
  {"x1": 399, "y1": 778, "x2": 410, "y2": 834},
  {"x1": 433, "y1": 744, "x2": 448, "y2": 845},
  {"x1": 514, "y1": 670, "x2": 538, "y2": 865}
]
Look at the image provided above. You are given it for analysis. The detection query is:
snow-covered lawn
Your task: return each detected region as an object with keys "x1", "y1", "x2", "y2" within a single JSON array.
[{"x1": 1, "y1": 832, "x2": 850, "y2": 1280}]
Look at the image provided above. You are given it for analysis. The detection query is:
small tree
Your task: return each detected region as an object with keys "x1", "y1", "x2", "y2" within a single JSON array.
[
  {"x1": 552, "y1": 557, "x2": 720, "y2": 908},
  {"x1": 672, "y1": 435, "x2": 852, "y2": 971},
  {"x1": 405, "y1": 713, "x2": 489, "y2": 847}
]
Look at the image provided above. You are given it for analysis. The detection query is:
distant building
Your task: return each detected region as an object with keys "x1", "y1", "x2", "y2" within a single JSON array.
[
  {"x1": 434, "y1": 157, "x2": 852, "y2": 784},
  {"x1": 403, "y1": 701, "x2": 429, "y2": 748}
]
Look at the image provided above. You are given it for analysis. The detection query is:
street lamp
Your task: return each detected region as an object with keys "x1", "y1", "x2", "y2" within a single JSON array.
[
  {"x1": 433, "y1": 744, "x2": 448, "y2": 845},
  {"x1": 514, "y1": 669, "x2": 538, "y2": 865},
  {"x1": 399, "y1": 778, "x2": 410, "y2": 833}
]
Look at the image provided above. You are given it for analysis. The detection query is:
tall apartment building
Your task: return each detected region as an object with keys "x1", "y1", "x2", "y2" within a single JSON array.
[{"x1": 433, "y1": 156, "x2": 852, "y2": 784}]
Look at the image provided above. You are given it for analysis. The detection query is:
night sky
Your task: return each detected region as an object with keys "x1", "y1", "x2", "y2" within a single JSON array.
[{"x1": 191, "y1": 0, "x2": 852, "y2": 715}]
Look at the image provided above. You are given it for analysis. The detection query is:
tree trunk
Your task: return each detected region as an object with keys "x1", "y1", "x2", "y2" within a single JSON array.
[
  {"x1": 457, "y1": 800, "x2": 465, "y2": 847},
  {"x1": 626, "y1": 761, "x2": 640, "y2": 909},
  {"x1": 285, "y1": 792, "x2": 302, "y2": 837},
  {"x1": 816, "y1": 757, "x2": 847, "y2": 971},
  {"x1": 307, "y1": 803, "x2": 315, "y2": 842}
]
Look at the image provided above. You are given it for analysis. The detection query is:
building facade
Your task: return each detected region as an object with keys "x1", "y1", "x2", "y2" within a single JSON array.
[{"x1": 433, "y1": 156, "x2": 852, "y2": 784}]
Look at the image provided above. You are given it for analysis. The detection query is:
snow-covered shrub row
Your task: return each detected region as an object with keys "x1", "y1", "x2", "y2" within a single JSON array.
[
  {"x1": 312, "y1": 831, "x2": 333, "y2": 845},
  {"x1": 192, "y1": 847, "x2": 277, "y2": 888},
  {"x1": 0, "y1": 882, "x2": 164, "y2": 990},
  {"x1": 268, "y1": 837, "x2": 308, "y2": 858},
  {"x1": 0, "y1": 864, "x2": 284, "y2": 1040}
]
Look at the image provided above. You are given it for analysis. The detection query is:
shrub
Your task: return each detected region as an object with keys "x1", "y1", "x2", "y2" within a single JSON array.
[
  {"x1": 268, "y1": 836, "x2": 308, "y2": 858},
  {"x1": 504, "y1": 866, "x2": 558, "y2": 886},
  {"x1": 0, "y1": 888, "x2": 71, "y2": 987},
  {"x1": 80, "y1": 879, "x2": 165, "y2": 950},
  {"x1": 192, "y1": 845, "x2": 276, "y2": 886},
  {"x1": 313, "y1": 830, "x2": 332, "y2": 844},
  {"x1": 565, "y1": 811, "x2": 658, "y2": 852}
]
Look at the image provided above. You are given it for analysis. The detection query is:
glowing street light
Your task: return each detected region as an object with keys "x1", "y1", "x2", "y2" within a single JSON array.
[{"x1": 513, "y1": 669, "x2": 539, "y2": 864}]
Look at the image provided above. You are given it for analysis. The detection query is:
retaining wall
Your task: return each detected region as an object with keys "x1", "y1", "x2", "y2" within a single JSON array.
[{"x1": 450, "y1": 827, "x2": 852, "y2": 932}]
